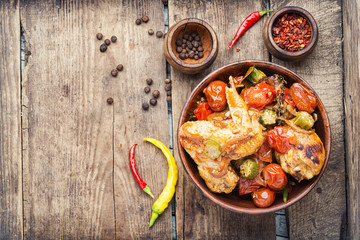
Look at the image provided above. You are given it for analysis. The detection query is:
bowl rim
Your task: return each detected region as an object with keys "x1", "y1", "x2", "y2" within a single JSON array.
[
  {"x1": 165, "y1": 18, "x2": 218, "y2": 69},
  {"x1": 266, "y1": 6, "x2": 319, "y2": 57},
  {"x1": 177, "y1": 60, "x2": 331, "y2": 214}
]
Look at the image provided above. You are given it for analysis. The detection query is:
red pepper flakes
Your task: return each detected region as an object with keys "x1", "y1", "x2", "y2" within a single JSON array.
[
  {"x1": 236, "y1": 48, "x2": 241, "y2": 52},
  {"x1": 272, "y1": 13, "x2": 312, "y2": 51}
]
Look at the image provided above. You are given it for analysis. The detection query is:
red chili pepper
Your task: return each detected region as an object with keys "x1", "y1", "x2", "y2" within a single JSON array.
[
  {"x1": 228, "y1": 9, "x2": 273, "y2": 50},
  {"x1": 129, "y1": 144, "x2": 154, "y2": 198}
]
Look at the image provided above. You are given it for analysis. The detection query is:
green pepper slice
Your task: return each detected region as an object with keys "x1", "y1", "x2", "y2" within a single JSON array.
[
  {"x1": 247, "y1": 67, "x2": 267, "y2": 85},
  {"x1": 283, "y1": 185, "x2": 289, "y2": 203},
  {"x1": 259, "y1": 110, "x2": 277, "y2": 126},
  {"x1": 293, "y1": 111, "x2": 315, "y2": 130},
  {"x1": 204, "y1": 140, "x2": 221, "y2": 159},
  {"x1": 240, "y1": 159, "x2": 259, "y2": 179}
]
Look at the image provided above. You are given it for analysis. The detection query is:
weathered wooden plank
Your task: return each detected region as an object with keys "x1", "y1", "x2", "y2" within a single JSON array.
[
  {"x1": 112, "y1": 0, "x2": 172, "y2": 238},
  {"x1": 270, "y1": 1, "x2": 346, "y2": 239},
  {"x1": 343, "y1": 0, "x2": 360, "y2": 239},
  {"x1": 0, "y1": 0, "x2": 22, "y2": 239},
  {"x1": 169, "y1": 0, "x2": 276, "y2": 239},
  {"x1": 21, "y1": 1, "x2": 117, "y2": 238}
]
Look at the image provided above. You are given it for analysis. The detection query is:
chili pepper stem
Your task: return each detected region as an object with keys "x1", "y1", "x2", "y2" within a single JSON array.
[
  {"x1": 149, "y1": 212, "x2": 159, "y2": 228},
  {"x1": 143, "y1": 186, "x2": 154, "y2": 199},
  {"x1": 259, "y1": 9, "x2": 273, "y2": 17}
]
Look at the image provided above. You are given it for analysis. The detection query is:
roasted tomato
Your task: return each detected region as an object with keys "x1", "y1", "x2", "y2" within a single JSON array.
[
  {"x1": 239, "y1": 176, "x2": 262, "y2": 195},
  {"x1": 204, "y1": 81, "x2": 227, "y2": 111},
  {"x1": 289, "y1": 83, "x2": 317, "y2": 113},
  {"x1": 251, "y1": 187, "x2": 276, "y2": 208},
  {"x1": 241, "y1": 82, "x2": 276, "y2": 109},
  {"x1": 255, "y1": 138, "x2": 273, "y2": 163},
  {"x1": 267, "y1": 127, "x2": 297, "y2": 154},
  {"x1": 282, "y1": 87, "x2": 296, "y2": 109},
  {"x1": 263, "y1": 163, "x2": 288, "y2": 191},
  {"x1": 194, "y1": 102, "x2": 213, "y2": 120}
]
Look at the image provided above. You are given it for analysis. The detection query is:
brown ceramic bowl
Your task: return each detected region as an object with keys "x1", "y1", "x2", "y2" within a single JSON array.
[
  {"x1": 263, "y1": 7, "x2": 318, "y2": 61},
  {"x1": 164, "y1": 18, "x2": 218, "y2": 74},
  {"x1": 177, "y1": 60, "x2": 330, "y2": 214}
]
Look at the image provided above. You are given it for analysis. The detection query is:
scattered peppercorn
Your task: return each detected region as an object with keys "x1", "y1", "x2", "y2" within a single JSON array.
[
  {"x1": 116, "y1": 64, "x2": 124, "y2": 71},
  {"x1": 150, "y1": 98, "x2": 157, "y2": 106},
  {"x1": 142, "y1": 102, "x2": 150, "y2": 110},
  {"x1": 142, "y1": 15, "x2": 149, "y2": 23},
  {"x1": 144, "y1": 86, "x2": 151, "y2": 93},
  {"x1": 104, "y1": 39, "x2": 111, "y2": 45},
  {"x1": 165, "y1": 78, "x2": 171, "y2": 84},
  {"x1": 111, "y1": 69, "x2": 118, "y2": 77},
  {"x1": 156, "y1": 31, "x2": 163, "y2": 38},
  {"x1": 100, "y1": 44, "x2": 107, "y2": 52},
  {"x1": 148, "y1": 29, "x2": 154, "y2": 35},
  {"x1": 146, "y1": 78, "x2": 153, "y2": 85},
  {"x1": 166, "y1": 96, "x2": 172, "y2": 102},
  {"x1": 111, "y1": 36, "x2": 117, "y2": 43},
  {"x1": 166, "y1": 91, "x2": 171, "y2": 96},
  {"x1": 152, "y1": 90, "x2": 160, "y2": 98},
  {"x1": 96, "y1": 33, "x2": 103, "y2": 40},
  {"x1": 165, "y1": 84, "x2": 171, "y2": 91},
  {"x1": 107, "y1": 97, "x2": 114, "y2": 105},
  {"x1": 135, "y1": 19, "x2": 142, "y2": 25}
]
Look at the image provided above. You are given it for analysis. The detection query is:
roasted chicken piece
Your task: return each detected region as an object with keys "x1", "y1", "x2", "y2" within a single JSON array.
[
  {"x1": 275, "y1": 126, "x2": 325, "y2": 181},
  {"x1": 179, "y1": 77, "x2": 265, "y2": 193}
]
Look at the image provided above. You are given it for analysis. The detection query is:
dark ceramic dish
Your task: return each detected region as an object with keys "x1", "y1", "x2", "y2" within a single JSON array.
[
  {"x1": 177, "y1": 60, "x2": 330, "y2": 214},
  {"x1": 164, "y1": 18, "x2": 218, "y2": 74},
  {"x1": 263, "y1": 7, "x2": 318, "y2": 62}
]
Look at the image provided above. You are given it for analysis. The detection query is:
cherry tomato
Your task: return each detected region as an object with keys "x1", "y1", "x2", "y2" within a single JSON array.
[
  {"x1": 204, "y1": 81, "x2": 227, "y2": 111},
  {"x1": 267, "y1": 127, "x2": 297, "y2": 154},
  {"x1": 255, "y1": 139, "x2": 273, "y2": 163},
  {"x1": 241, "y1": 82, "x2": 276, "y2": 109},
  {"x1": 289, "y1": 83, "x2": 317, "y2": 113},
  {"x1": 251, "y1": 187, "x2": 276, "y2": 208},
  {"x1": 263, "y1": 163, "x2": 288, "y2": 191},
  {"x1": 282, "y1": 87, "x2": 296, "y2": 108},
  {"x1": 194, "y1": 102, "x2": 213, "y2": 120},
  {"x1": 239, "y1": 176, "x2": 262, "y2": 195}
]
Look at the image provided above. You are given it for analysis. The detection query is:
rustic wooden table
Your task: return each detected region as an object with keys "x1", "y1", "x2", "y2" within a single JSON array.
[{"x1": 0, "y1": 0, "x2": 358, "y2": 239}]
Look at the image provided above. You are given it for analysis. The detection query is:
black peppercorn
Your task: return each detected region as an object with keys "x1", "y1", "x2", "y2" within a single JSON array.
[
  {"x1": 142, "y1": 15, "x2": 149, "y2": 23},
  {"x1": 165, "y1": 78, "x2": 171, "y2": 84},
  {"x1": 111, "y1": 36, "x2": 117, "y2": 43},
  {"x1": 179, "y1": 53, "x2": 186, "y2": 59},
  {"x1": 146, "y1": 78, "x2": 153, "y2": 85},
  {"x1": 181, "y1": 49, "x2": 186, "y2": 54},
  {"x1": 142, "y1": 102, "x2": 149, "y2": 110},
  {"x1": 152, "y1": 90, "x2": 160, "y2": 98},
  {"x1": 198, "y1": 46, "x2": 204, "y2": 52},
  {"x1": 156, "y1": 31, "x2": 163, "y2": 38},
  {"x1": 176, "y1": 39, "x2": 183, "y2": 46},
  {"x1": 135, "y1": 19, "x2": 142, "y2": 25},
  {"x1": 188, "y1": 36, "x2": 193, "y2": 41},
  {"x1": 144, "y1": 86, "x2": 150, "y2": 93},
  {"x1": 116, "y1": 64, "x2": 124, "y2": 71},
  {"x1": 176, "y1": 47, "x2": 182, "y2": 53},
  {"x1": 192, "y1": 47, "x2": 196, "y2": 51},
  {"x1": 165, "y1": 83, "x2": 171, "y2": 91},
  {"x1": 166, "y1": 96, "x2": 172, "y2": 102},
  {"x1": 100, "y1": 44, "x2": 107, "y2": 52},
  {"x1": 198, "y1": 52, "x2": 204, "y2": 58},
  {"x1": 195, "y1": 36, "x2": 200, "y2": 41},
  {"x1": 111, "y1": 69, "x2": 118, "y2": 77},
  {"x1": 107, "y1": 97, "x2": 114, "y2": 105},
  {"x1": 193, "y1": 41, "x2": 199, "y2": 48},
  {"x1": 185, "y1": 53, "x2": 189, "y2": 58},
  {"x1": 194, "y1": 55, "x2": 199, "y2": 60},
  {"x1": 183, "y1": 34, "x2": 189, "y2": 40},
  {"x1": 181, "y1": 44, "x2": 186, "y2": 49},
  {"x1": 189, "y1": 52, "x2": 195, "y2": 59},
  {"x1": 96, "y1": 33, "x2": 103, "y2": 40},
  {"x1": 148, "y1": 29, "x2": 154, "y2": 35},
  {"x1": 182, "y1": 39, "x2": 187, "y2": 44},
  {"x1": 104, "y1": 39, "x2": 111, "y2": 45},
  {"x1": 191, "y1": 32, "x2": 197, "y2": 38},
  {"x1": 166, "y1": 90, "x2": 171, "y2": 96},
  {"x1": 150, "y1": 98, "x2": 157, "y2": 106},
  {"x1": 195, "y1": 51, "x2": 199, "y2": 54},
  {"x1": 185, "y1": 47, "x2": 191, "y2": 52}
]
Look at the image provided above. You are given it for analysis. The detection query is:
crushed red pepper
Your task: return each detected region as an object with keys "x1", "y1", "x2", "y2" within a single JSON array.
[{"x1": 272, "y1": 13, "x2": 312, "y2": 51}]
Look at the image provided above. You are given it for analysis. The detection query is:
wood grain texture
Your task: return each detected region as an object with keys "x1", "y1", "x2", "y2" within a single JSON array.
[
  {"x1": 111, "y1": 0, "x2": 172, "y2": 238},
  {"x1": 0, "y1": 0, "x2": 22, "y2": 239},
  {"x1": 169, "y1": 0, "x2": 276, "y2": 239},
  {"x1": 343, "y1": 0, "x2": 360, "y2": 239},
  {"x1": 270, "y1": 1, "x2": 347, "y2": 239}
]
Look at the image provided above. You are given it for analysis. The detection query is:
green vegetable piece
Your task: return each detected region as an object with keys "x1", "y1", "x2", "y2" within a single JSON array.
[
  {"x1": 204, "y1": 140, "x2": 221, "y2": 159},
  {"x1": 244, "y1": 66, "x2": 254, "y2": 79},
  {"x1": 293, "y1": 111, "x2": 315, "y2": 130},
  {"x1": 259, "y1": 110, "x2": 277, "y2": 126},
  {"x1": 283, "y1": 185, "x2": 289, "y2": 203},
  {"x1": 247, "y1": 67, "x2": 267, "y2": 84},
  {"x1": 240, "y1": 159, "x2": 259, "y2": 179}
]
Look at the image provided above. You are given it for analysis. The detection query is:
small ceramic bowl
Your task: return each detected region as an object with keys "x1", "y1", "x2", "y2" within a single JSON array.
[
  {"x1": 164, "y1": 18, "x2": 218, "y2": 74},
  {"x1": 263, "y1": 7, "x2": 318, "y2": 61},
  {"x1": 177, "y1": 60, "x2": 330, "y2": 214}
]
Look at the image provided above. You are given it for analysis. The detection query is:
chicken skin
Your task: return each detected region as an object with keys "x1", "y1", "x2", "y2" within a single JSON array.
[
  {"x1": 275, "y1": 126, "x2": 325, "y2": 181},
  {"x1": 179, "y1": 77, "x2": 265, "y2": 193}
]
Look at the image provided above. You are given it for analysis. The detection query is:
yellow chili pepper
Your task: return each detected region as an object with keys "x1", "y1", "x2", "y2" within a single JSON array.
[{"x1": 144, "y1": 138, "x2": 178, "y2": 228}]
